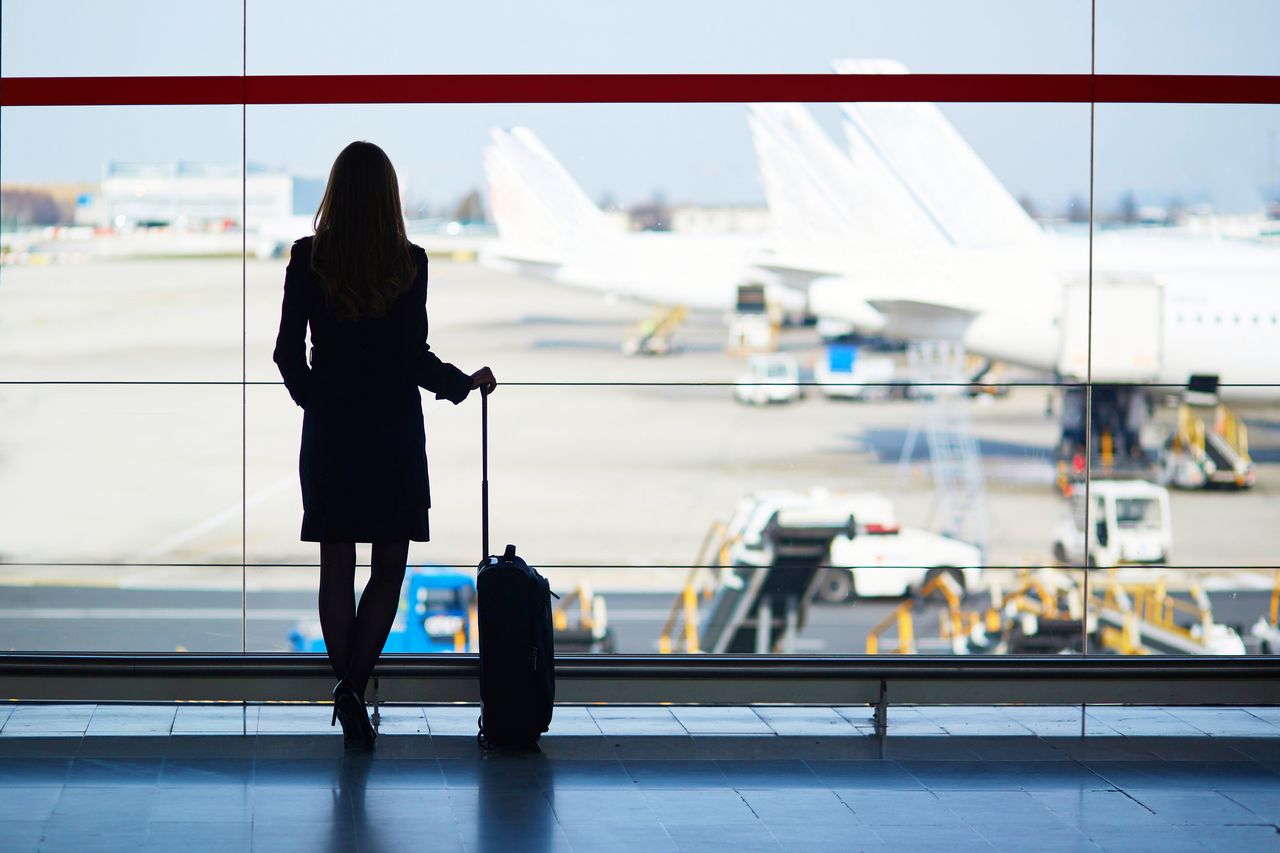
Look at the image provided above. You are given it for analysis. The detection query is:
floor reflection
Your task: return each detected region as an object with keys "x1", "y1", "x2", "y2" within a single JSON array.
[
  {"x1": 333, "y1": 745, "x2": 562, "y2": 853},
  {"x1": 474, "y1": 748, "x2": 561, "y2": 853}
]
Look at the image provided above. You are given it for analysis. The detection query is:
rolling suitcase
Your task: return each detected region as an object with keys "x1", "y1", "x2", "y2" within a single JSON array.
[{"x1": 476, "y1": 393, "x2": 555, "y2": 749}]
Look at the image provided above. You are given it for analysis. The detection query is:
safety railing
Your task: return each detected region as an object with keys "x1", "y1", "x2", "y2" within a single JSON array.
[{"x1": 4, "y1": 653, "x2": 1279, "y2": 741}]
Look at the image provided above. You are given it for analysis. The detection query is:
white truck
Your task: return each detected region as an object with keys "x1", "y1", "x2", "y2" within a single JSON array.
[
  {"x1": 1051, "y1": 480, "x2": 1172, "y2": 568},
  {"x1": 722, "y1": 489, "x2": 983, "y2": 603},
  {"x1": 824, "y1": 526, "x2": 983, "y2": 602},
  {"x1": 733, "y1": 353, "x2": 803, "y2": 405}
]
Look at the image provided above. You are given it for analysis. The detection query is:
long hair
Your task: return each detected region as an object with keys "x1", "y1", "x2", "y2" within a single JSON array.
[{"x1": 311, "y1": 141, "x2": 416, "y2": 320}]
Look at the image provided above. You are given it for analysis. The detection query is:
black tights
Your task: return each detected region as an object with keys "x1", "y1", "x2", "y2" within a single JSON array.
[{"x1": 318, "y1": 540, "x2": 409, "y2": 699}]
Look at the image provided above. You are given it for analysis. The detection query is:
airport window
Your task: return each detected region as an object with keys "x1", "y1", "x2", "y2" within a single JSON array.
[{"x1": 1, "y1": 1, "x2": 1278, "y2": 672}]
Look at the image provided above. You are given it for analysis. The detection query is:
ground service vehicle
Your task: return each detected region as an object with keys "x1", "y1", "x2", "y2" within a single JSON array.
[
  {"x1": 722, "y1": 489, "x2": 983, "y2": 603},
  {"x1": 289, "y1": 566, "x2": 476, "y2": 654},
  {"x1": 1051, "y1": 480, "x2": 1172, "y2": 568},
  {"x1": 734, "y1": 353, "x2": 803, "y2": 405},
  {"x1": 824, "y1": 525, "x2": 983, "y2": 602},
  {"x1": 814, "y1": 343, "x2": 896, "y2": 400}
]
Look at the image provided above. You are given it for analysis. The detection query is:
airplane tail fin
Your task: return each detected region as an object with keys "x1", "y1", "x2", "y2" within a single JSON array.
[
  {"x1": 483, "y1": 127, "x2": 607, "y2": 263},
  {"x1": 834, "y1": 58, "x2": 1043, "y2": 250},
  {"x1": 748, "y1": 102, "x2": 948, "y2": 257}
]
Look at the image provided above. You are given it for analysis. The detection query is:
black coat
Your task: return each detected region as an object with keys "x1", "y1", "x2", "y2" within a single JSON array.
[{"x1": 273, "y1": 236, "x2": 472, "y2": 543}]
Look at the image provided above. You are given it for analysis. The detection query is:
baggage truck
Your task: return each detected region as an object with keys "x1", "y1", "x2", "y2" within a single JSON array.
[{"x1": 814, "y1": 343, "x2": 896, "y2": 400}]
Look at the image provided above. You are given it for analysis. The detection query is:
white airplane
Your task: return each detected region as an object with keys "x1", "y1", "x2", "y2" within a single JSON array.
[
  {"x1": 748, "y1": 59, "x2": 1280, "y2": 403},
  {"x1": 481, "y1": 126, "x2": 805, "y2": 315}
]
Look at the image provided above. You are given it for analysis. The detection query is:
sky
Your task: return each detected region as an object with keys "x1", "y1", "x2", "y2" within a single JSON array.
[{"x1": 2, "y1": 0, "x2": 1278, "y2": 213}]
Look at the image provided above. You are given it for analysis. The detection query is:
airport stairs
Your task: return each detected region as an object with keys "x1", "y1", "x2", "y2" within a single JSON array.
[
  {"x1": 623, "y1": 305, "x2": 689, "y2": 356},
  {"x1": 659, "y1": 518, "x2": 844, "y2": 654},
  {"x1": 896, "y1": 341, "x2": 990, "y2": 561},
  {"x1": 1165, "y1": 400, "x2": 1255, "y2": 489}
]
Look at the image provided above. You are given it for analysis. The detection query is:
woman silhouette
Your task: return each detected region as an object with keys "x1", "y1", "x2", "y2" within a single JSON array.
[{"x1": 274, "y1": 141, "x2": 495, "y2": 749}]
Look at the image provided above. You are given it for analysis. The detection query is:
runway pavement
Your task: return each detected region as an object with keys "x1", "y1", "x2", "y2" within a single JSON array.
[{"x1": 0, "y1": 584, "x2": 1273, "y2": 656}]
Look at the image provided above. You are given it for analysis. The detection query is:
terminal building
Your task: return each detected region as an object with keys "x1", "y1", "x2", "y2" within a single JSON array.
[{"x1": 98, "y1": 161, "x2": 323, "y2": 229}]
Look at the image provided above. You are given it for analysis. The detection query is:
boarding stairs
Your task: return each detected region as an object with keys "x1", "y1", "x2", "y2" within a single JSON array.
[
  {"x1": 1164, "y1": 398, "x2": 1255, "y2": 489},
  {"x1": 623, "y1": 305, "x2": 688, "y2": 356},
  {"x1": 896, "y1": 341, "x2": 990, "y2": 561},
  {"x1": 659, "y1": 514, "x2": 847, "y2": 655}
]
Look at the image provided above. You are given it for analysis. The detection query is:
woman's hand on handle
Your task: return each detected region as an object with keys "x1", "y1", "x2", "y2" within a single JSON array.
[{"x1": 470, "y1": 366, "x2": 497, "y2": 397}]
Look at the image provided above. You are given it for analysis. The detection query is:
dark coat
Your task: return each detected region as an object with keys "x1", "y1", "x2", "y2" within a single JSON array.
[{"x1": 272, "y1": 236, "x2": 472, "y2": 543}]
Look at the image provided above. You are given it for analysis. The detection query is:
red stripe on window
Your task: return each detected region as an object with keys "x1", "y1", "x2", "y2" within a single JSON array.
[
  {"x1": 1095, "y1": 74, "x2": 1279, "y2": 104},
  {"x1": 1, "y1": 73, "x2": 1276, "y2": 107},
  {"x1": 3, "y1": 75, "x2": 244, "y2": 106}
]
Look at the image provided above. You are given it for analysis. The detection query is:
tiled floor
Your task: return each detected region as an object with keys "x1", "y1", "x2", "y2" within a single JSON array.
[{"x1": 2, "y1": 704, "x2": 1280, "y2": 851}]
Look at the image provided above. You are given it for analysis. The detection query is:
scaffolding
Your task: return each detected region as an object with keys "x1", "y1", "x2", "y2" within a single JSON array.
[{"x1": 895, "y1": 340, "x2": 989, "y2": 561}]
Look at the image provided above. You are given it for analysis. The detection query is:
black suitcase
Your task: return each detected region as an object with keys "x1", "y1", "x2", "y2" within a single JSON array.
[{"x1": 475, "y1": 395, "x2": 555, "y2": 749}]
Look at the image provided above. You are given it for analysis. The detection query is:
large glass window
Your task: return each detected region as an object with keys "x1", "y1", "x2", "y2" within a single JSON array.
[
  {"x1": 1086, "y1": 99, "x2": 1280, "y2": 656},
  {"x1": 2, "y1": 1, "x2": 1276, "y2": 662},
  {"x1": 246, "y1": 1, "x2": 1090, "y2": 75}
]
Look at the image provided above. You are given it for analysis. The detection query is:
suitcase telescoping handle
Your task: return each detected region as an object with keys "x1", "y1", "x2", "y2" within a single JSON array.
[{"x1": 481, "y1": 390, "x2": 489, "y2": 562}]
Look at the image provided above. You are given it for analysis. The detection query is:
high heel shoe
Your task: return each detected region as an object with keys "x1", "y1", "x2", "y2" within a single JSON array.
[{"x1": 332, "y1": 681, "x2": 375, "y2": 750}]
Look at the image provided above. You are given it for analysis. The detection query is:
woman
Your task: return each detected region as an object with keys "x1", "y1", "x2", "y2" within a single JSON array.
[{"x1": 274, "y1": 141, "x2": 496, "y2": 750}]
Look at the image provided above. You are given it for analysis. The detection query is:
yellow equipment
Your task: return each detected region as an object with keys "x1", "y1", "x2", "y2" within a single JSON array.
[
  {"x1": 865, "y1": 571, "x2": 971, "y2": 654},
  {"x1": 658, "y1": 521, "x2": 731, "y2": 654},
  {"x1": 550, "y1": 583, "x2": 615, "y2": 653},
  {"x1": 1166, "y1": 400, "x2": 1254, "y2": 488},
  {"x1": 624, "y1": 305, "x2": 688, "y2": 356}
]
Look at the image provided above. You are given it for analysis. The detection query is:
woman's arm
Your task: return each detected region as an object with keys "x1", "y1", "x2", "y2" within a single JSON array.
[
  {"x1": 416, "y1": 341, "x2": 474, "y2": 404},
  {"x1": 272, "y1": 241, "x2": 313, "y2": 408}
]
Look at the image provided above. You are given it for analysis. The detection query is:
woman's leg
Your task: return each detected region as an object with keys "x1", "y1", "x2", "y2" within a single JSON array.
[
  {"x1": 318, "y1": 542, "x2": 357, "y2": 681},
  {"x1": 344, "y1": 539, "x2": 409, "y2": 699}
]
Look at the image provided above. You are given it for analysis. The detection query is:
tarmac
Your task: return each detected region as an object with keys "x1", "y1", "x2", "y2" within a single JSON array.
[{"x1": 1, "y1": 254, "x2": 1277, "y2": 606}]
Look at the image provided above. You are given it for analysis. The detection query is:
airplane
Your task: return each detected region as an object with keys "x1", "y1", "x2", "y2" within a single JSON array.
[
  {"x1": 748, "y1": 59, "x2": 1279, "y2": 483},
  {"x1": 478, "y1": 67, "x2": 1274, "y2": 483},
  {"x1": 821, "y1": 58, "x2": 1277, "y2": 395},
  {"x1": 480, "y1": 126, "x2": 806, "y2": 323}
]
